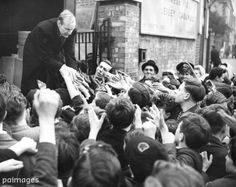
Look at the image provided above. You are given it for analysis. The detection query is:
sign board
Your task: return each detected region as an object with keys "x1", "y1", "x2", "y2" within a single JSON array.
[
  {"x1": 141, "y1": 0, "x2": 198, "y2": 39},
  {"x1": 76, "y1": 0, "x2": 97, "y2": 31}
]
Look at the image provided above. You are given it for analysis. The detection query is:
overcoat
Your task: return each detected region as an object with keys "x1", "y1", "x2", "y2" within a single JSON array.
[{"x1": 21, "y1": 18, "x2": 77, "y2": 95}]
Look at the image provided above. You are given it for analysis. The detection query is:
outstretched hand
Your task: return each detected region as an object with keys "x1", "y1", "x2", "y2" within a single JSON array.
[
  {"x1": 133, "y1": 104, "x2": 142, "y2": 129},
  {"x1": 0, "y1": 159, "x2": 23, "y2": 173},
  {"x1": 142, "y1": 121, "x2": 157, "y2": 139},
  {"x1": 9, "y1": 137, "x2": 38, "y2": 156},
  {"x1": 88, "y1": 105, "x2": 106, "y2": 140},
  {"x1": 148, "y1": 104, "x2": 160, "y2": 127},
  {"x1": 159, "y1": 109, "x2": 175, "y2": 144},
  {"x1": 60, "y1": 65, "x2": 78, "y2": 82},
  {"x1": 201, "y1": 151, "x2": 213, "y2": 172},
  {"x1": 33, "y1": 89, "x2": 60, "y2": 144}
]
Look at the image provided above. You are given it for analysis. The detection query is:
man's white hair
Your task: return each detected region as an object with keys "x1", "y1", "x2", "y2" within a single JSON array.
[{"x1": 58, "y1": 9, "x2": 76, "y2": 25}]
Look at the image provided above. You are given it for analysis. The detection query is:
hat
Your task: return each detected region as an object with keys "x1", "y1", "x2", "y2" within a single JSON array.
[
  {"x1": 204, "y1": 91, "x2": 227, "y2": 106},
  {"x1": 100, "y1": 59, "x2": 112, "y2": 67},
  {"x1": 124, "y1": 136, "x2": 168, "y2": 182},
  {"x1": 183, "y1": 77, "x2": 206, "y2": 102},
  {"x1": 176, "y1": 62, "x2": 194, "y2": 73},
  {"x1": 216, "y1": 83, "x2": 232, "y2": 98},
  {"x1": 162, "y1": 69, "x2": 178, "y2": 79},
  {"x1": 142, "y1": 60, "x2": 159, "y2": 74},
  {"x1": 209, "y1": 67, "x2": 226, "y2": 80},
  {"x1": 191, "y1": 85, "x2": 206, "y2": 102},
  {"x1": 128, "y1": 82, "x2": 151, "y2": 108}
]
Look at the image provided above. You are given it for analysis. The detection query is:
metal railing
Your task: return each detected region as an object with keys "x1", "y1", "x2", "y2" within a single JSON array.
[{"x1": 76, "y1": 18, "x2": 113, "y2": 74}]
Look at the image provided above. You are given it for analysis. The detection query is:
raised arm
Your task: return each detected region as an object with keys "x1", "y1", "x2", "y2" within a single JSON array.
[{"x1": 29, "y1": 89, "x2": 60, "y2": 187}]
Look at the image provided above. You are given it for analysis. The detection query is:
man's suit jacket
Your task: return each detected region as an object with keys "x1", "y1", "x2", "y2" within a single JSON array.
[{"x1": 21, "y1": 18, "x2": 77, "y2": 95}]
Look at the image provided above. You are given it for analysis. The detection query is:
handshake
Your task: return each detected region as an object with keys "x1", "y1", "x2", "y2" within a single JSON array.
[
  {"x1": 60, "y1": 64, "x2": 91, "y2": 99},
  {"x1": 59, "y1": 64, "x2": 78, "y2": 81}
]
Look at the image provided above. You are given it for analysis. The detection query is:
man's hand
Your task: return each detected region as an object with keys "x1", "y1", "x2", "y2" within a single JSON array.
[
  {"x1": 142, "y1": 121, "x2": 157, "y2": 139},
  {"x1": 201, "y1": 151, "x2": 213, "y2": 172},
  {"x1": 19, "y1": 137, "x2": 38, "y2": 153},
  {"x1": 33, "y1": 89, "x2": 60, "y2": 120},
  {"x1": 75, "y1": 84, "x2": 90, "y2": 99},
  {"x1": 159, "y1": 109, "x2": 175, "y2": 144},
  {"x1": 148, "y1": 104, "x2": 160, "y2": 127},
  {"x1": 0, "y1": 159, "x2": 23, "y2": 173},
  {"x1": 9, "y1": 137, "x2": 37, "y2": 156},
  {"x1": 152, "y1": 82, "x2": 171, "y2": 94},
  {"x1": 133, "y1": 104, "x2": 142, "y2": 129},
  {"x1": 88, "y1": 105, "x2": 106, "y2": 140},
  {"x1": 59, "y1": 65, "x2": 70, "y2": 78},
  {"x1": 60, "y1": 65, "x2": 77, "y2": 82},
  {"x1": 33, "y1": 89, "x2": 60, "y2": 144}
]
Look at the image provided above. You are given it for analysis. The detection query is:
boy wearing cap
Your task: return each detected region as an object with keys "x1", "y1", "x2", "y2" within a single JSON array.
[
  {"x1": 124, "y1": 135, "x2": 168, "y2": 186},
  {"x1": 175, "y1": 77, "x2": 206, "y2": 120},
  {"x1": 176, "y1": 62, "x2": 195, "y2": 83}
]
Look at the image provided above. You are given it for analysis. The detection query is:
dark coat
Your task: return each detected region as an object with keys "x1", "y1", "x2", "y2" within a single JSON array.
[
  {"x1": 207, "y1": 174, "x2": 236, "y2": 187},
  {"x1": 97, "y1": 128, "x2": 128, "y2": 170},
  {"x1": 200, "y1": 136, "x2": 228, "y2": 181},
  {"x1": 0, "y1": 148, "x2": 18, "y2": 162},
  {"x1": 0, "y1": 149, "x2": 36, "y2": 187},
  {"x1": 21, "y1": 18, "x2": 77, "y2": 95},
  {"x1": 211, "y1": 49, "x2": 221, "y2": 67},
  {"x1": 177, "y1": 147, "x2": 203, "y2": 174},
  {"x1": 176, "y1": 103, "x2": 201, "y2": 122}
]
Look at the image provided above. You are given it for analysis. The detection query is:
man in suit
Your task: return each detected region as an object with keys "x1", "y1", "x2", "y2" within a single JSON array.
[
  {"x1": 211, "y1": 45, "x2": 221, "y2": 67},
  {"x1": 139, "y1": 60, "x2": 159, "y2": 84},
  {"x1": 21, "y1": 9, "x2": 78, "y2": 95}
]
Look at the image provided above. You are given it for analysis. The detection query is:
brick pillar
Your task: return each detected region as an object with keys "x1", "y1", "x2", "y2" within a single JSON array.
[{"x1": 98, "y1": 0, "x2": 140, "y2": 80}]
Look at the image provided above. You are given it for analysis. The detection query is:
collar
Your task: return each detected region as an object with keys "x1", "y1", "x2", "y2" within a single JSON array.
[
  {"x1": 187, "y1": 103, "x2": 199, "y2": 113},
  {"x1": 56, "y1": 21, "x2": 61, "y2": 37},
  {"x1": 182, "y1": 103, "x2": 199, "y2": 113},
  {"x1": 10, "y1": 124, "x2": 30, "y2": 132},
  {"x1": 208, "y1": 135, "x2": 226, "y2": 147},
  {"x1": 177, "y1": 103, "x2": 199, "y2": 121}
]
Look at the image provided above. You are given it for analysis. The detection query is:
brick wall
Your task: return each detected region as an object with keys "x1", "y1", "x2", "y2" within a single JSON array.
[
  {"x1": 97, "y1": 0, "x2": 199, "y2": 80},
  {"x1": 139, "y1": 35, "x2": 196, "y2": 78},
  {"x1": 98, "y1": 1, "x2": 139, "y2": 79}
]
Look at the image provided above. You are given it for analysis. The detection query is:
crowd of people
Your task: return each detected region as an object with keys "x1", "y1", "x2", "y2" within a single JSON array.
[{"x1": 1, "y1": 9, "x2": 236, "y2": 187}]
